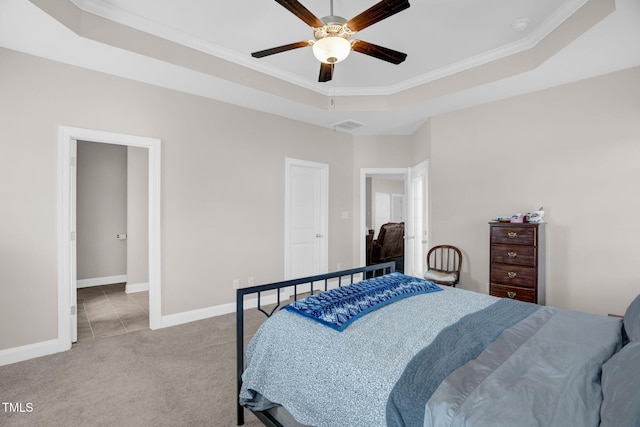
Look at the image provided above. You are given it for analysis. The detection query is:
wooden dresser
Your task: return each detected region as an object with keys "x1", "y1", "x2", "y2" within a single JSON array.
[{"x1": 489, "y1": 222, "x2": 545, "y2": 304}]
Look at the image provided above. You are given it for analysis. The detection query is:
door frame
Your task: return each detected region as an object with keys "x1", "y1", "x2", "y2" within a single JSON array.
[
  {"x1": 284, "y1": 158, "x2": 328, "y2": 280},
  {"x1": 58, "y1": 126, "x2": 162, "y2": 349},
  {"x1": 359, "y1": 168, "x2": 409, "y2": 268}
]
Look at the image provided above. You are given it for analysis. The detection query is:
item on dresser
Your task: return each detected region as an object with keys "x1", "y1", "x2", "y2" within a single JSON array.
[
  {"x1": 526, "y1": 207, "x2": 545, "y2": 224},
  {"x1": 509, "y1": 213, "x2": 526, "y2": 223},
  {"x1": 489, "y1": 222, "x2": 545, "y2": 304}
]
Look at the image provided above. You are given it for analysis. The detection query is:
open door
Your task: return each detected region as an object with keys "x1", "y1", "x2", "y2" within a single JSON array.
[
  {"x1": 405, "y1": 160, "x2": 429, "y2": 277},
  {"x1": 70, "y1": 139, "x2": 78, "y2": 343}
]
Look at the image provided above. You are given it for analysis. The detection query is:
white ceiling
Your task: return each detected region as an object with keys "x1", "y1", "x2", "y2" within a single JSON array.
[
  {"x1": 69, "y1": 0, "x2": 588, "y2": 90},
  {"x1": 1, "y1": 0, "x2": 640, "y2": 135}
]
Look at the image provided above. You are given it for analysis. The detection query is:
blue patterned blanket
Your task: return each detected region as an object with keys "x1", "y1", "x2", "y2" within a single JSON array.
[{"x1": 284, "y1": 272, "x2": 441, "y2": 331}]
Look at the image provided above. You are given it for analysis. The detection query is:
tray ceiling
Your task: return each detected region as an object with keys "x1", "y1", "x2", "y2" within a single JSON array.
[{"x1": 1, "y1": 0, "x2": 639, "y2": 134}]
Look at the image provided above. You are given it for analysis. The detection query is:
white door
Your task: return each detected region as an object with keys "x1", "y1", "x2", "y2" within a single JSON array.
[
  {"x1": 406, "y1": 160, "x2": 429, "y2": 277},
  {"x1": 70, "y1": 139, "x2": 78, "y2": 343},
  {"x1": 285, "y1": 159, "x2": 328, "y2": 280}
]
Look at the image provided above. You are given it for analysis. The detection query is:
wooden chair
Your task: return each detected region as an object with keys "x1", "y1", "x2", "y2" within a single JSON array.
[{"x1": 424, "y1": 245, "x2": 462, "y2": 287}]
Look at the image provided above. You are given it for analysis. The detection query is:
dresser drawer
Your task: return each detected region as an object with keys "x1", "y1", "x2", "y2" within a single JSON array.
[
  {"x1": 490, "y1": 264, "x2": 536, "y2": 288},
  {"x1": 491, "y1": 244, "x2": 536, "y2": 267},
  {"x1": 490, "y1": 226, "x2": 536, "y2": 246},
  {"x1": 490, "y1": 284, "x2": 536, "y2": 303}
]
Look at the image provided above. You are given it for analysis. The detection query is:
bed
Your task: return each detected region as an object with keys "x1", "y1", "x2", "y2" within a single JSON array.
[{"x1": 236, "y1": 264, "x2": 640, "y2": 427}]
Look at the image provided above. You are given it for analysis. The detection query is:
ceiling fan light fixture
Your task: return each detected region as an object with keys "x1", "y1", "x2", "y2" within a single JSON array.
[
  {"x1": 251, "y1": 0, "x2": 410, "y2": 82},
  {"x1": 313, "y1": 36, "x2": 351, "y2": 64}
]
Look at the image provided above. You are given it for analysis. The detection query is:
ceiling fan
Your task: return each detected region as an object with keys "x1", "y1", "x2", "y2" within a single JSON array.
[{"x1": 251, "y1": 0, "x2": 410, "y2": 83}]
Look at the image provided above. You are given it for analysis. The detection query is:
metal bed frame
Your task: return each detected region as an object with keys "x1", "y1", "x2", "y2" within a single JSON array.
[{"x1": 236, "y1": 262, "x2": 396, "y2": 426}]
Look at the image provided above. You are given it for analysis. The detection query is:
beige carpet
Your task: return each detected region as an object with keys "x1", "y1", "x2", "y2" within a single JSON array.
[{"x1": 0, "y1": 310, "x2": 267, "y2": 427}]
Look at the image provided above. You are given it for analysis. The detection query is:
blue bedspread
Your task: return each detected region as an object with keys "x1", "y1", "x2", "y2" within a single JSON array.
[
  {"x1": 241, "y1": 282, "x2": 622, "y2": 427},
  {"x1": 284, "y1": 273, "x2": 441, "y2": 331},
  {"x1": 240, "y1": 286, "x2": 498, "y2": 427},
  {"x1": 386, "y1": 298, "x2": 539, "y2": 427},
  {"x1": 387, "y1": 300, "x2": 623, "y2": 427}
]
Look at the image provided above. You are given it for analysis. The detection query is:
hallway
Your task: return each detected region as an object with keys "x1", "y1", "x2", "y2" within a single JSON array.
[{"x1": 76, "y1": 283, "x2": 149, "y2": 342}]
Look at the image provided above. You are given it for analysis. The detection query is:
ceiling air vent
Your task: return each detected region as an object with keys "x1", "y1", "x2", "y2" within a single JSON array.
[{"x1": 332, "y1": 120, "x2": 366, "y2": 131}]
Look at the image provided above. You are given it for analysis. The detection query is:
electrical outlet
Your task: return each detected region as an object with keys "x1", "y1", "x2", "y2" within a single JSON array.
[
  {"x1": 247, "y1": 276, "x2": 254, "y2": 286},
  {"x1": 233, "y1": 279, "x2": 240, "y2": 289}
]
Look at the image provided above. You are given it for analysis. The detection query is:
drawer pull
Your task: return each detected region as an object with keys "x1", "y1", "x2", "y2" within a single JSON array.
[
  {"x1": 507, "y1": 291, "x2": 517, "y2": 299},
  {"x1": 507, "y1": 272, "x2": 517, "y2": 279},
  {"x1": 507, "y1": 251, "x2": 517, "y2": 258},
  {"x1": 507, "y1": 232, "x2": 517, "y2": 238}
]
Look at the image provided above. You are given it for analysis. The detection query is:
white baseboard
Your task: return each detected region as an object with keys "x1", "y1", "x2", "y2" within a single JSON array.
[
  {"x1": 0, "y1": 338, "x2": 70, "y2": 367},
  {"x1": 1, "y1": 289, "x2": 291, "y2": 366},
  {"x1": 76, "y1": 275, "x2": 128, "y2": 288},
  {"x1": 160, "y1": 292, "x2": 281, "y2": 329},
  {"x1": 159, "y1": 281, "x2": 351, "y2": 329},
  {"x1": 160, "y1": 303, "x2": 235, "y2": 329},
  {"x1": 125, "y1": 282, "x2": 149, "y2": 294}
]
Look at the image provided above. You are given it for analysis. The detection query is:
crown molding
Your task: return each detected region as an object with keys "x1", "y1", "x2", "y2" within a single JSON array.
[
  {"x1": 69, "y1": 0, "x2": 589, "y2": 98},
  {"x1": 69, "y1": 0, "x2": 328, "y2": 94}
]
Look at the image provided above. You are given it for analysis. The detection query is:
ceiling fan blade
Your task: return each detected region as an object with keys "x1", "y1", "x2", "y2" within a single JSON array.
[
  {"x1": 274, "y1": 0, "x2": 324, "y2": 28},
  {"x1": 352, "y1": 40, "x2": 407, "y2": 64},
  {"x1": 318, "y1": 63, "x2": 334, "y2": 82},
  {"x1": 251, "y1": 41, "x2": 310, "y2": 58},
  {"x1": 347, "y1": 0, "x2": 410, "y2": 32}
]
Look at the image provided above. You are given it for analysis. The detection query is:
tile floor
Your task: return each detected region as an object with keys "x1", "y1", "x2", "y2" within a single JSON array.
[{"x1": 76, "y1": 283, "x2": 149, "y2": 342}]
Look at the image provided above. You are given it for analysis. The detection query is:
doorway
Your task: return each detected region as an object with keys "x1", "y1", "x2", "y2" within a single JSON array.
[
  {"x1": 360, "y1": 168, "x2": 407, "y2": 272},
  {"x1": 75, "y1": 141, "x2": 149, "y2": 342},
  {"x1": 359, "y1": 164, "x2": 429, "y2": 278},
  {"x1": 58, "y1": 126, "x2": 161, "y2": 349}
]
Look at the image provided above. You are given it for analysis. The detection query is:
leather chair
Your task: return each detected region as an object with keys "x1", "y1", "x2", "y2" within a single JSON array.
[{"x1": 370, "y1": 222, "x2": 404, "y2": 272}]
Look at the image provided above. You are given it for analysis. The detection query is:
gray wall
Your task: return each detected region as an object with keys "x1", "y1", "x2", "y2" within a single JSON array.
[
  {"x1": 127, "y1": 146, "x2": 149, "y2": 287},
  {"x1": 1, "y1": 44, "x2": 638, "y2": 354},
  {"x1": 127, "y1": 147, "x2": 149, "y2": 286},
  {"x1": 0, "y1": 47, "x2": 353, "y2": 350},
  {"x1": 411, "y1": 66, "x2": 640, "y2": 316},
  {"x1": 77, "y1": 141, "x2": 127, "y2": 281}
]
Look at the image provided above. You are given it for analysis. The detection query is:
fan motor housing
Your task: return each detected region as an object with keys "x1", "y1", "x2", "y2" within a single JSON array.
[{"x1": 314, "y1": 15, "x2": 353, "y2": 41}]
